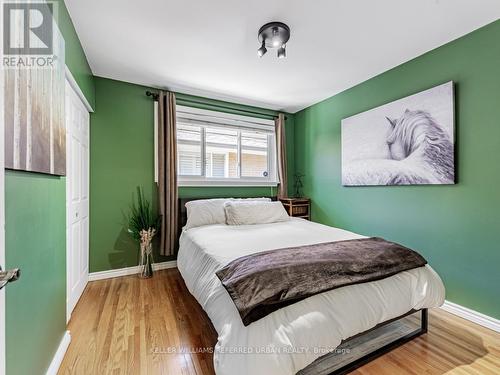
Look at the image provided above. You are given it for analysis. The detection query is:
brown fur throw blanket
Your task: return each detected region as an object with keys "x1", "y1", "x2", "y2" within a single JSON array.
[{"x1": 216, "y1": 237, "x2": 427, "y2": 326}]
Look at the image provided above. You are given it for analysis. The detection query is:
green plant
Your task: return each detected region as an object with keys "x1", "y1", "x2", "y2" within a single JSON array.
[
  {"x1": 128, "y1": 186, "x2": 160, "y2": 241},
  {"x1": 128, "y1": 187, "x2": 160, "y2": 278}
]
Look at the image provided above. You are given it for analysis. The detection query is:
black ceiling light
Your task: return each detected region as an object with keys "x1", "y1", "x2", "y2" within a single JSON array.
[{"x1": 257, "y1": 22, "x2": 290, "y2": 58}]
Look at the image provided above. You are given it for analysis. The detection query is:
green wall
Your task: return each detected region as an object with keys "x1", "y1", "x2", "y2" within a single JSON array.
[
  {"x1": 5, "y1": 1, "x2": 94, "y2": 374},
  {"x1": 5, "y1": 172, "x2": 66, "y2": 375},
  {"x1": 294, "y1": 20, "x2": 500, "y2": 319},
  {"x1": 90, "y1": 77, "x2": 295, "y2": 272}
]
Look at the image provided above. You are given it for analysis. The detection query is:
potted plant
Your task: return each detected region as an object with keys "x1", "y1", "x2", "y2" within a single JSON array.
[{"x1": 128, "y1": 187, "x2": 160, "y2": 278}]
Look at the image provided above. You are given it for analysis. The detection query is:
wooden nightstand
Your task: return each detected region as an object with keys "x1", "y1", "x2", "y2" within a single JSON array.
[{"x1": 280, "y1": 197, "x2": 311, "y2": 220}]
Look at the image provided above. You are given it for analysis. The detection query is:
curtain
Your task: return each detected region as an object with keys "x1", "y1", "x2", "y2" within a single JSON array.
[
  {"x1": 158, "y1": 91, "x2": 178, "y2": 256},
  {"x1": 275, "y1": 113, "x2": 288, "y2": 199}
]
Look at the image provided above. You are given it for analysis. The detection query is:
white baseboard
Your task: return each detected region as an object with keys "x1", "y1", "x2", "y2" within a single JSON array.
[
  {"x1": 46, "y1": 330, "x2": 71, "y2": 375},
  {"x1": 440, "y1": 300, "x2": 500, "y2": 333},
  {"x1": 88, "y1": 260, "x2": 177, "y2": 281}
]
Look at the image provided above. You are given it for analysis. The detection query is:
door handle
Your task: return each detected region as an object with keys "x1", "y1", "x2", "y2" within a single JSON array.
[{"x1": 0, "y1": 266, "x2": 21, "y2": 290}]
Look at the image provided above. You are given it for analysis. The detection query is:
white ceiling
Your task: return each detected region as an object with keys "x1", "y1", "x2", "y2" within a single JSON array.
[{"x1": 65, "y1": 0, "x2": 500, "y2": 113}]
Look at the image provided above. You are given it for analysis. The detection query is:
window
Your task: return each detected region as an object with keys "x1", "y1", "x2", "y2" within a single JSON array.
[
  {"x1": 177, "y1": 124, "x2": 202, "y2": 176},
  {"x1": 176, "y1": 106, "x2": 278, "y2": 186}
]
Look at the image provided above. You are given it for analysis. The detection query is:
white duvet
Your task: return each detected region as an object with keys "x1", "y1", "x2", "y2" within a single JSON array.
[{"x1": 177, "y1": 218, "x2": 445, "y2": 375}]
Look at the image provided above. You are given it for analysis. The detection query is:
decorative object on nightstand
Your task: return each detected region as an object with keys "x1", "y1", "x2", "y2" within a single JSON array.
[
  {"x1": 293, "y1": 173, "x2": 305, "y2": 197},
  {"x1": 280, "y1": 197, "x2": 311, "y2": 220}
]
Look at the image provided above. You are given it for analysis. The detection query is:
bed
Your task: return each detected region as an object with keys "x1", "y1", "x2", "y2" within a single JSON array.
[{"x1": 176, "y1": 198, "x2": 445, "y2": 375}]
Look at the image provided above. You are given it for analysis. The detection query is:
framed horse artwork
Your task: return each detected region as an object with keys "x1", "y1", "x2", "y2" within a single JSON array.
[{"x1": 341, "y1": 81, "x2": 455, "y2": 186}]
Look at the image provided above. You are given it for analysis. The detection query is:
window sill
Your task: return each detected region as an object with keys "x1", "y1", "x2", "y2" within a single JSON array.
[{"x1": 178, "y1": 179, "x2": 278, "y2": 187}]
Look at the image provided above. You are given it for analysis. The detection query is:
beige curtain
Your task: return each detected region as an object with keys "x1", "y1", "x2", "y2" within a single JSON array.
[
  {"x1": 158, "y1": 91, "x2": 178, "y2": 256},
  {"x1": 275, "y1": 113, "x2": 288, "y2": 199}
]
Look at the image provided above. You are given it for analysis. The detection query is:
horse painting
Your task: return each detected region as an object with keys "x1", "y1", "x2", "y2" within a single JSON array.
[
  {"x1": 343, "y1": 110, "x2": 454, "y2": 185},
  {"x1": 342, "y1": 82, "x2": 455, "y2": 186}
]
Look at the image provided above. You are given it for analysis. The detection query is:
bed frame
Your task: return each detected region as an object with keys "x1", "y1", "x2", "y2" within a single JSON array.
[
  {"x1": 177, "y1": 197, "x2": 429, "y2": 375},
  {"x1": 299, "y1": 309, "x2": 427, "y2": 375}
]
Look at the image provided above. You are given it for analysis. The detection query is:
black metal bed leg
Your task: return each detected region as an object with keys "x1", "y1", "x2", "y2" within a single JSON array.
[
  {"x1": 324, "y1": 309, "x2": 430, "y2": 375},
  {"x1": 421, "y1": 308, "x2": 428, "y2": 333}
]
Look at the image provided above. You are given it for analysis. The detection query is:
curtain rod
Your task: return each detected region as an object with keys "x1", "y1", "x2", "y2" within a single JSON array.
[
  {"x1": 146, "y1": 91, "x2": 159, "y2": 100},
  {"x1": 145, "y1": 91, "x2": 286, "y2": 120}
]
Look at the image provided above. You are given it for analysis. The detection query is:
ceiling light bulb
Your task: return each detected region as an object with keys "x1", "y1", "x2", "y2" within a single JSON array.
[
  {"x1": 257, "y1": 40, "x2": 267, "y2": 57},
  {"x1": 277, "y1": 45, "x2": 286, "y2": 59}
]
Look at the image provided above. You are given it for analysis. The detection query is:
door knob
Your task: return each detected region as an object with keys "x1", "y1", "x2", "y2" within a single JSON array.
[{"x1": 0, "y1": 266, "x2": 21, "y2": 290}]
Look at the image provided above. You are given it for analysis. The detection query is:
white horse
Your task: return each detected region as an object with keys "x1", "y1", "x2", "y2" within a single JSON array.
[{"x1": 343, "y1": 109, "x2": 454, "y2": 185}]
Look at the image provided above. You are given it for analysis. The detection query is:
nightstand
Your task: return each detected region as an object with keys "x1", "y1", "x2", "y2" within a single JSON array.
[{"x1": 280, "y1": 197, "x2": 311, "y2": 220}]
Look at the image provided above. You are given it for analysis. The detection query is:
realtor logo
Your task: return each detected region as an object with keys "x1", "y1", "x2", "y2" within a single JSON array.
[{"x1": 3, "y1": 2, "x2": 53, "y2": 55}]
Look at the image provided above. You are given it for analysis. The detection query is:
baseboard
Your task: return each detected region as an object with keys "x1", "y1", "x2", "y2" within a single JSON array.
[
  {"x1": 88, "y1": 260, "x2": 177, "y2": 281},
  {"x1": 440, "y1": 300, "x2": 500, "y2": 333},
  {"x1": 46, "y1": 330, "x2": 71, "y2": 375}
]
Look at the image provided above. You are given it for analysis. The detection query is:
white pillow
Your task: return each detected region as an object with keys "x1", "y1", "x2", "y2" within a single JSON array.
[
  {"x1": 224, "y1": 201, "x2": 290, "y2": 226},
  {"x1": 184, "y1": 198, "x2": 228, "y2": 230},
  {"x1": 184, "y1": 197, "x2": 271, "y2": 230}
]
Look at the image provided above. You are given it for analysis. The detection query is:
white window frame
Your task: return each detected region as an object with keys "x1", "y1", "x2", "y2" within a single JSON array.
[{"x1": 175, "y1": 106, "x2": 278, "y2": 187}]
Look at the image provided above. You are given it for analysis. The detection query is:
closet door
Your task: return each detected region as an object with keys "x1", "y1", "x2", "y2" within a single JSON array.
[{"x1": 66, "y1": 79, "x2": 90, "y2": 321}]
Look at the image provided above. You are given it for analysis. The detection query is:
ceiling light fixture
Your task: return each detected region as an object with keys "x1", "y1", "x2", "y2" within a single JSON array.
[{"x1": 257, "y1": 22, "x2": 290, "y2": 59}]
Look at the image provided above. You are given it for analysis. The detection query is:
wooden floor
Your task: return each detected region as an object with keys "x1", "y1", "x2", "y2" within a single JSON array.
[{"x1": 59, "y1": 269, "x2": 500, "y2": 375}]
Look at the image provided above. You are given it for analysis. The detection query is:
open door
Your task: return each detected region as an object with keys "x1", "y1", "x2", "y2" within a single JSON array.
[
  {"x1": 1, "y1": 2, "x2": 5, "y2": 369},
  {"x1": 0, "y1": 6, "x2": 21, "y2": 370},
  {"x1": 0, "y1": 74, "x2": 4, "y2": 375}
]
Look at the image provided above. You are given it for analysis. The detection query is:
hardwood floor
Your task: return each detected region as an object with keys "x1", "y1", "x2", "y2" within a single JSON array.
[{"x1": 59, "y1": 269, "x2": 500, "y2": 375}]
